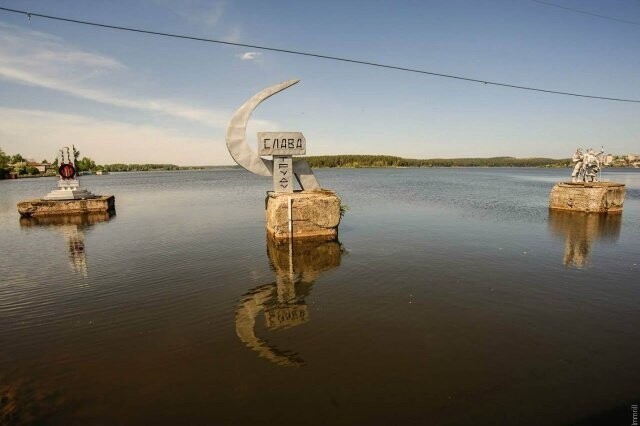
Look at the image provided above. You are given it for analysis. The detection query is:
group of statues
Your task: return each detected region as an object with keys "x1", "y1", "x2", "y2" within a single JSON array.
[{"x1": 571, "y1": 147, "x2": 605, "y2": 183}]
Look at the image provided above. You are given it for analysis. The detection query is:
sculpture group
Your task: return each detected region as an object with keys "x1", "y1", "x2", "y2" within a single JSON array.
[
  {"x1": 550, "y1": 146, "x2": 625, "y2": 214},
  {"x1": 570, "y1": 147, "x2": 605, "y2": 183}
]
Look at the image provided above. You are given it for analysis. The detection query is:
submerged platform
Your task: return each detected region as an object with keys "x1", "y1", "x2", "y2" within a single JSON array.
[
  {"x1": 265, "y1": 190, "x2": 341, "y2": 240},
  {"x1": 18, "y1": 195, "x2": 116, "y2": 217},
  {"x1": 549, "y1": 182, "x2": 625, "y2": 213}
]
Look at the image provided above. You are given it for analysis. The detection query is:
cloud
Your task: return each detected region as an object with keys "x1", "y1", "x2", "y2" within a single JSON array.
[
  {"x1": 153, "y1": 0, "x2": 226, "y2": 29},
  {"x1": 0, "y1": 107, "x2": 234, "y2": 165},
  {"x1": 184, "y1": 1, "x2": 225, "y2": 28},
  {"x1": 0, "y1": 22, "x2": 271, "y2": 129},
  {"x1": 223, "y1": 26, "x2": 242, "y2": 43},
  {"x1": 239, "y1": 52, "x2": 262, "y2": 61}
]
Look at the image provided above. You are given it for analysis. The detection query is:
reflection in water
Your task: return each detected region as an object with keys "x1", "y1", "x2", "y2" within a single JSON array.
[
  {"x1": 235, "y1": 237, "x2": 343, "y2": 367},
  {"x1": 0, "y1": 375, "x2": 65, "y2": 426},
  {"x1": 19, "y1": 213, "x2": 114, "y2": 278},
  {"x1": 548, "y1": 210, "x2": 621, "y2": 268}
]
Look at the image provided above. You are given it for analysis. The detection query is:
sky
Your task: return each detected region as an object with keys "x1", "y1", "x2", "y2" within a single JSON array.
[{"x1": 0, "y1": 0, "x2": 638, "y2": 165}]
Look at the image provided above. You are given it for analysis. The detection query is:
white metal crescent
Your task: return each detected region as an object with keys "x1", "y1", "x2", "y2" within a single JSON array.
[
  {"x1": 226, "y1": 79, "x2": 299, "y2": 177},
  {"x1": 225, "y1": 79, "x2": 320, "y2": 190}
]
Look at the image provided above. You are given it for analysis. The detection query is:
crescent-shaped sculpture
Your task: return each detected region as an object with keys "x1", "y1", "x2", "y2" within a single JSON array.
[{"x1": 225, "y1": 79, "x2": 320, "y2": 190}]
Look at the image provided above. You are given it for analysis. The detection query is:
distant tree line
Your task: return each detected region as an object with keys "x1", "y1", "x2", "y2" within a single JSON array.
[
  {"x1": 0, "y1": 147, "x2": 574, "y2": 180},
  {"x1": 304, "y1": 155, "x2": 570, "y2": 168},
  {"x1": 99, "y1": 163, "x2": 186, "y2": 172}
]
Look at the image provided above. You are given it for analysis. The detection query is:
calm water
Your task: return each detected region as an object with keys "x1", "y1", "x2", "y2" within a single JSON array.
[{"x1": 1, "y1": 168, "x2": 639, "y2": 425}]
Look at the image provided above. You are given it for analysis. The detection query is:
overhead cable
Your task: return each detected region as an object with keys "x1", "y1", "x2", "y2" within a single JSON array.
[
  {"x1": 0, "y1": 6, "x2": 639, "y2": 103},
  {"x1": 531, "y1": 0, "x2": 640, "y2": 26}
]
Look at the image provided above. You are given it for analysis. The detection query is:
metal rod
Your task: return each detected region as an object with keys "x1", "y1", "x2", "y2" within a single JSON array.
[
  {"x1": 288, "y1": 196, "x2": 293, "y2": 237},
  {"x1": 288, "y1": 196, "x2": 294, "y2": 279}
]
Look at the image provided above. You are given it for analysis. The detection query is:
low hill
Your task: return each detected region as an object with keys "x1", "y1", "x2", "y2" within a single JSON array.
[{"x1": 304, "y1": 155, "x2": 569, "y2": 168}]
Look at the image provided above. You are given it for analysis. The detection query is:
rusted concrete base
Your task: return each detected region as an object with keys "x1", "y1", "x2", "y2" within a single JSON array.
[
  {"x1": 265, "y1": 190, "x2": 341, "y2": 240},
  {"x1": 549, "y1": 182, "x2": 625, "y2": 213},
  {"x1": 17, "y1": 195, "x2": 115, "y2": 217}
]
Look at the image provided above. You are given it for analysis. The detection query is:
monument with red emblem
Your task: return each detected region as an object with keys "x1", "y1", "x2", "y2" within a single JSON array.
[{"x1": 18, "y1": 146, "x2": 115, "y2": 217}]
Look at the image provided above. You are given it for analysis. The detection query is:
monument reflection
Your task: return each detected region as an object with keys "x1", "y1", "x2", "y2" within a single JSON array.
[
  {"x1": 19, "y1": 213, "x2": 115, "y2": 277},
  {"x1": 548, "y1": 210, "x2": 621, "y2": 268},
  {"x1": 235, "y1": 237, "x2": 343, "y2": 367}
]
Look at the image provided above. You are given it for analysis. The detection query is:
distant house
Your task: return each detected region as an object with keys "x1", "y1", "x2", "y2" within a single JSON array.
[
  {"x1": 26, "y1": 161, "x2": 50, "y2": 173},
  {"x1": 627, "y1": 154, "x2": 639, "y2": 162},
  {"x1": 604, "y1": 154, "x2": 614, "y2": 165}
]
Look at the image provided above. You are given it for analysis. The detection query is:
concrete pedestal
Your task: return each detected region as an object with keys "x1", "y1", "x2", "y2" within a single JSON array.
[
  {"x1": 18, "y1": 195, "x2": 116, "y2": 217},
  {"x1": 265, "y1": 190, "x2": 341, "y2": 240},
  {"x1": 43, "y1": 179, "x2": 95, "y2": 200},
  {"x1": 549, "y1": 182, "x2": 625, "y2": 213}
]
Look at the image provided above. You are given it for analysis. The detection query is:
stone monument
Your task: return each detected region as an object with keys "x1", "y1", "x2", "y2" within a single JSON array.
[
  {"x1": 549, "y1": 147, "x2": 625, "y2": 213},
  {"x1": 226, "y1": 79, "x2": 342, "y2": 240},
  {"x1": 44, "y1": 147, "x2": 95, "y2": 200},
  {"x1": 18, "y1": 146, "x2": 115, "y2": 217}
]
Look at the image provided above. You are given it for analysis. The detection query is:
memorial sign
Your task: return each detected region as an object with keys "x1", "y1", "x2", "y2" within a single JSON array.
[
  {"x1": 258, "y1": 132, "x2": 306, "y2": 156},
  {"x1": 225, "y1": 79, "x2": 342, "y2": 240}
]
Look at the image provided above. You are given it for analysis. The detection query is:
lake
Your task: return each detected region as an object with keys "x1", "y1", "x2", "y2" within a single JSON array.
[{"x1": 1, "y1": 168, "x2": 639, "y2": 425}]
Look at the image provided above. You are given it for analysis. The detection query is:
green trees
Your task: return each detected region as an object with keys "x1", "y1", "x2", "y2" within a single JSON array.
[
  {"x1": 0, "y1": 148, "x2": 10, "y2": 178},
  {"x1": 72, "y1": 146, "x2": 80, "y2": 164},
  {"x1": 304, "y1": 155, "x2": 568, "y2": 168},
  {"x1": 10, "y1": 154, "x2": 24, "y2": 164},
  {"x1": 100, "y1": 163, "x2": 181, "y2": 172},
  {"x1": 76, "y1": 157, "x2": 97, "y2": 172},
  {"x1": 0, "y1": 148, "x2": 10, "y2": 169}
]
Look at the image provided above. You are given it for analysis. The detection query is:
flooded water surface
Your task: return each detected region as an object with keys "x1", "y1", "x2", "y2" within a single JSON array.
[{"x1": 1, "y1": 168, "x2": 639, "y2": 425}]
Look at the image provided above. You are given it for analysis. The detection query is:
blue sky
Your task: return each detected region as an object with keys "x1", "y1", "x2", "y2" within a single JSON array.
[{"x1": 0, "y1": 0, "x2": 638, "y2": 165}]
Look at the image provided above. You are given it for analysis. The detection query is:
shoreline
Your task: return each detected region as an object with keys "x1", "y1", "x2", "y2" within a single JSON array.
[{"x1": 2, "y1": 165, "x2": 639, "y2": 180}]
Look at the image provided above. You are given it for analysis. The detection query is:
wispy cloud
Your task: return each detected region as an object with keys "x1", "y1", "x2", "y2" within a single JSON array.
[
  {"x1": 0, "y1": 22, "x2": 269, "y2": 129},
  {"x1": 0, "y1": 107, "x2": 234, "y2": 165},
  {"x1": 238, "y1": 52, "x2": 262, "y2": 61},
  {"x1": 182, "y1": 0, "x2": 225, "y2": 28},
  {"x1": 223, "y1": 26, "x2": 242, "y2": 43},
  {"x1": 154, "y1": 0, "x2": 226, "y2": 29}
]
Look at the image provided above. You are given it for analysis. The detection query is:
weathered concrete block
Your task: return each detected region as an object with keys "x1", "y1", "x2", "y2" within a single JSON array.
[
  {"x1": 265, "y1": 190, "x2": 341, "y2": 240},
  {"x1": 549, "y1": 182, "x2": 625, "y2": 213},
  {"x1": 18, "y1": 195, "x2": 116, "y2": 217}
]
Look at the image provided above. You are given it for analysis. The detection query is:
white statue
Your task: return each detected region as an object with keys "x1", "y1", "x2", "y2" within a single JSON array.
[
  {"x1": 572, "y1": 147, "x2": 605, "y2": 183},
  {"x1": 571, "y1": 148, "x2": 583, "y2": 182}
]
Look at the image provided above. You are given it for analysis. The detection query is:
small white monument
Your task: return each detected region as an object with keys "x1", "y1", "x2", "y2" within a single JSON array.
[
  {"x1": 44, "y1": 147, "x2": 95, "y2": 200},
  {"x1": 18, "y1": 146, "x2": 115, "y2": 217}
]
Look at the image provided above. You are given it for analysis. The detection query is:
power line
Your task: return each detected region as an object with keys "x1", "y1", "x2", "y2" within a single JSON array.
[
  {"x1": 531, "y1": 0, "x2": 640, "y2": 26},
  {"x1": 0, "y1": 5, "x2": 639, "y2": 104}
]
